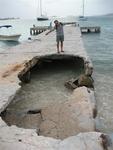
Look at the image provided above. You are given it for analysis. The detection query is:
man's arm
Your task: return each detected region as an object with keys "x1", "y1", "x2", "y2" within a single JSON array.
[{"x1": 45, "y1": 27, "x2": 55, "y2": 35}]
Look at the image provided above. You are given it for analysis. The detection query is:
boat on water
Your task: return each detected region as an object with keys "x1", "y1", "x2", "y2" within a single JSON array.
[
  {"x1": 0, "y1": 25, "x2": 21, "y2": 41},
  {"x1": 37, "y1": 15, "x2": 49, "y2": 21},
  {"x1": 37, "y1": 0, "x2": 49, "y2": 21},
  {"x1": 78, "y1": 0, "x2": 87, "y2": 21},
  {"x1": 0, "y1": 34, "x2": 21, "y2": 41},
  {"x1": 79, "y1": 16, "x2": 87, "y2": 21}
]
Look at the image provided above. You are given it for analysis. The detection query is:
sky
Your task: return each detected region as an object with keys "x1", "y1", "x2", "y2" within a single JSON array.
[{"x1": 0, "y1": 0, "x2": 113, "y2": 19}]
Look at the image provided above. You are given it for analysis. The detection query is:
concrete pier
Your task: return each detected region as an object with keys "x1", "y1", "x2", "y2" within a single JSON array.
[
  {"x1": 30, "y1": 26, "x2": 49, "y2": 35},
  {"x1": 0, "y1": 25, "x2": 112, "y2": 149},
  {"x1": 0, "y1": 25, "x2": 92, "y2": 112},
  {"x1": 30, "y1": 22, "x2": 77, "y2": 35},
  {"x1": 80, "y1": 26, "x2": 101, "y2": 33}
]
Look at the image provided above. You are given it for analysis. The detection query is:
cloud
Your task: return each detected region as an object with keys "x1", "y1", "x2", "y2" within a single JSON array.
[
  {"x1": 0, "y1": 0, "x2": 36, "y2": 18},
  {"x1": 0, "y1": 0, "x2": 113, "y2": 18}
]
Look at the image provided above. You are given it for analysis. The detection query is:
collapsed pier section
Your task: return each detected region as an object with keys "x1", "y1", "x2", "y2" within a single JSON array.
[{"x1": 0, "y1": 25, "x2": 112, "y2": 149}]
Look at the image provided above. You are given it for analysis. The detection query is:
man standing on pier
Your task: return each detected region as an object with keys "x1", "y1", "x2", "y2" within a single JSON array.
[{"x1": 46, "y1": 20, "x2": 64, "y2": 53}]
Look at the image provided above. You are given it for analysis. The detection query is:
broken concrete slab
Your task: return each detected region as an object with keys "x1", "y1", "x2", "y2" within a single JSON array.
[
  {"x1": 0, "y1": 120, "x2": 112, "y2": 150},
  {"x1": 0, "y1": 118, "x2": 60, "y2": 150},
  {"x1": 0, "y1": 83, "x2": 20, "y2": 113},
  {"x1": 40, "y1": 87, "x2": 96, "y2": 139}
]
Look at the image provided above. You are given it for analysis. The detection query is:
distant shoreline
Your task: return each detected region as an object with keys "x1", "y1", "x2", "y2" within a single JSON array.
[{"x1": 0, "y1": 17, "x2": 20, "y2": 20}]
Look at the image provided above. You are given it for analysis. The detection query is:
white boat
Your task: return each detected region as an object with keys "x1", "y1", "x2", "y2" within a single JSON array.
[
  {"x1": 79, "y1": 16, "x2": 87, "y2": 21},
  {"x1": 0, "y1": 34, "x2": 21, "y2": 41},
  {"x1": 79, "y1": 0, "x2": 87, "y2": 21},
  {"x1": 0, "y1": 25, "x2": 21, "y2": 41},
  {"x1": 37, "y1": 15, "x2": 49, "y2": 21},
  {"x1": 37, "y1": 0, "x2": 49, "y2": 21}
]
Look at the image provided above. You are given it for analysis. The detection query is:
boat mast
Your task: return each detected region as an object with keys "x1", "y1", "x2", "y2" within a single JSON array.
[
  {"x1": 40, "y1": 0, "x2": 42, "y2": 16},
  {"x1": 83, "y1": 0, "x2": 84, "y2": 17}
]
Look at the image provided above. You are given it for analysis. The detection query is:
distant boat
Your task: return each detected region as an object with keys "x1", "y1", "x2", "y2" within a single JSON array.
[
  {"x1": 79, "y1": 16, "x2": 87, "y2": 21},
  {"x1": 79, "y1": 0, "x2": 87, "y2": 21},
  {"x1": 0, "y1": 25, "x2": 12, "y2": 28},
  {"x1": 37, "y1": 0, "x2": 49, "y2": 21},
  {"x1": 37, "y1": 15, "x2": 49, "y2": 21},
  {"x1": 0, "y1": 25, "x2": 21, "y2": 41}
]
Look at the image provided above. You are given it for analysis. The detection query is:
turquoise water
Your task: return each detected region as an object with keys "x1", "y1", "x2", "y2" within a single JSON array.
[
  {"x1": 81, "y1": 16, "x2": 113, "y2": 133},
  {"x1": 1, "y1": 16, "x2": 113, "y2": 134}
]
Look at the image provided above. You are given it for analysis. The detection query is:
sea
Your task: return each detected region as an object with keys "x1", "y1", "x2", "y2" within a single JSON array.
[
  {"x1": 81, "y1": 16, "x2": 113, "y2": 136},
  {"x1": 0, "y1": 16, "x2": 113, "y2": 136}
]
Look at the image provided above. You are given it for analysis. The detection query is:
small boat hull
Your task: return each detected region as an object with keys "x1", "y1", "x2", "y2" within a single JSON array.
[
  {"x1": 79, "y1": 16, "x2": 87, "y2": 21},
  {"x1": 37, "y1": 16, "x2": 49, "y2": 21},
  {"x1": 0, "y1": 34, "x2": 21, "y2": 41}
]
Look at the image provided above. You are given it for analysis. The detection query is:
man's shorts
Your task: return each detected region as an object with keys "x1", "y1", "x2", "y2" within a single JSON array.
[{"x1": 56, "y1": 35, "x2": 64, "y2": 42}]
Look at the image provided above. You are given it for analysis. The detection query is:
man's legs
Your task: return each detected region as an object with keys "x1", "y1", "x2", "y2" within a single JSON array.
[
  {"x1": 61, "y1": 41, "x2": 64, "y2": 52},
  {"x1": 57, "y1": 41, "x2": 60, "y2": 53}
]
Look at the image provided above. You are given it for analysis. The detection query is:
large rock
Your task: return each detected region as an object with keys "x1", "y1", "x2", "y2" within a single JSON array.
[
  {"x1": 65, "y1": 74, "x2": 94, "y2": 90},
  {"x1": 78, "y1": 74, "x2": 94, "y2": 88},
  {"x1": 40, "y1": 87, "x2": 96, "y2": 139}
]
